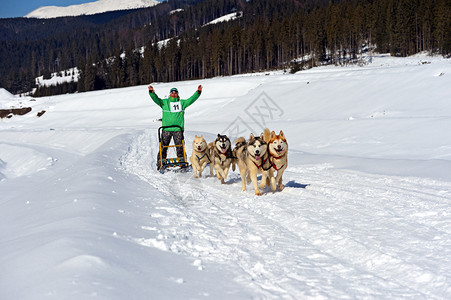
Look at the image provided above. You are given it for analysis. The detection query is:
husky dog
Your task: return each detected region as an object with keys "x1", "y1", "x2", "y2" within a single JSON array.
[
  {"x1": 190, "y1": 135, "x2": 212, "y2": 178},
  {"x1": 264, "y1": 128, "x2": 288, "y2": 191},
  {"x1": 234, "y1": 133, "x2": 271, "y2": 196},
  {"x1": 232, "y1": 137, "x2": 250, "y2": 191},
  {"x1": 209, "y1": 134, "x2": 234, "y2": 184}
]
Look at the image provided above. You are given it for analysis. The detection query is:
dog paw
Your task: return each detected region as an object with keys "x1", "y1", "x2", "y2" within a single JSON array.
[{"x1": 255, "y1": 190, "x2": 262, "y2": 196}]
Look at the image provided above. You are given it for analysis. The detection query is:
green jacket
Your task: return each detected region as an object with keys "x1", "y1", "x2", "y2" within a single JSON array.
[{"x1": 149, "y1": 90, "x2": 201, "y2": 131}]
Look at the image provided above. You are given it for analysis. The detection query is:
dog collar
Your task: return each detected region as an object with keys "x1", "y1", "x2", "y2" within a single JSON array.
[{"x1": 272, "y1": 155, "x2": 284, "y2": 160}]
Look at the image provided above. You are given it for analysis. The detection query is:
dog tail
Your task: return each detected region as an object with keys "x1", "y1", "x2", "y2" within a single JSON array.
[
  {"x1": 233, "y1": 137, "x2": 246, "y2": 155},
  {"x1": 263, "y1": 128, "x2": 271, "y2": 143},
  {"x1": 234, "y1": 137, "x2": 246, "y2": 146}
]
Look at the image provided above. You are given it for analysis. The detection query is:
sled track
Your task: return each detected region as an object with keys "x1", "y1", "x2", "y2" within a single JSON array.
[{"x1": 121, "y1": 130, "x2": 451, "y2": 299}]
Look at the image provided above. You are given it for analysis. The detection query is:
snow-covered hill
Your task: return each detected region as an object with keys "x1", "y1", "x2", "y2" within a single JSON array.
[
  {"x1": 25, "y1": 0, "x2": 159, "y2": 19},
  {"x1": 0, "y1": 88, "x2": 23, "y2": 109},
  {"x1": 1, "y1": 54, "x2": 451, "y2": 299},
  {"x1": 0, "y1": 88, "x2": 15, "y2": 103}
]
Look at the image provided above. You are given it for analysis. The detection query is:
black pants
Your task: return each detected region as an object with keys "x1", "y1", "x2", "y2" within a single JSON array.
[{"x1": 157, "y1": 130, "x2": 184, "y2": 168}]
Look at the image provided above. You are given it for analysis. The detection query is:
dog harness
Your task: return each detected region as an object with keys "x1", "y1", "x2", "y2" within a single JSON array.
[
  {"x1": 269, "y1": 155, "x2": 285, "y2": 171},
  {"x1": 215, "y1": 148, "x2": 234, "y2": 165},
  {"x1": 252, "y1": 156, "x2": 269, "y2": 169},
  {"x1": 196, "y1": 152, "x2": 211, "y2": 163}
]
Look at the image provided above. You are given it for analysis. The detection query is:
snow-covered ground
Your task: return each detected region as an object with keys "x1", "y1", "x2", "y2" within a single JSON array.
[{"x1": 1, "y1": 54, "x2": 451, "y2": 299}]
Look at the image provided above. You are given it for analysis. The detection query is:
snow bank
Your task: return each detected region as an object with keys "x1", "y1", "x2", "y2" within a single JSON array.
[
  {"x1": 0, "y1": 144, "x2": 55, "y2": 178},
  {"x1": 0, "y1": 88, "x2": 18, "y2": 109},
  {"x1": 0, "y1": 88, "x2": 15, "y2": 100}
]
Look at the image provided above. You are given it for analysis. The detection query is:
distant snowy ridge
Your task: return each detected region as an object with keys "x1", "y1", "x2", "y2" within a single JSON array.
[
  {"x1": 25, "y1": 0, "x2": 159, "y2": 19},
  {"x1": 204, "y1": 11, "x2": 242, "y2": 26}
]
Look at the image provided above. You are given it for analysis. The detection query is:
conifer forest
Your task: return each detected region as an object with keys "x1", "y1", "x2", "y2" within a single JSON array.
[{"x1": 0, "y1": 0, "x2": 450, "y2": 96}]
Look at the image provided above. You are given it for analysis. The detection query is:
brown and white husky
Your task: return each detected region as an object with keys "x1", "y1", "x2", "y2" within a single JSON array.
[{"x1": 264, "y1": 128, "x2": 288, "y2": 191}]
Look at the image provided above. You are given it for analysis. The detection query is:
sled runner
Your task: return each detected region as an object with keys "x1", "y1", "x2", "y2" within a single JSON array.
[{"x1": 158, "y1": 125, "x2": 190, "y2": 173}]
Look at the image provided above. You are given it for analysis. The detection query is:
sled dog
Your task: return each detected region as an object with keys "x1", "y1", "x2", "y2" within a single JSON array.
[
  {"x1": 190, "y1": 135, "x2": 212, "y2": 178},
  {"x1": 232, "y1": 137, "x2": 250, "y2": 192},
  {"x1": 264, "y1": 128, "x2": 288, "y2": 191},
  {"x1": 209, "y1": 134, "x2": 234, "y2": 184},
  {"x1": 234, "y1": 132, "x2": 271, "y2": 196}
]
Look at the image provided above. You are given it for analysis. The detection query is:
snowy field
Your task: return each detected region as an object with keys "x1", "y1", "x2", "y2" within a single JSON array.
[{"x1": 1, "y1": 54, "x2": 451, "y2": 299}]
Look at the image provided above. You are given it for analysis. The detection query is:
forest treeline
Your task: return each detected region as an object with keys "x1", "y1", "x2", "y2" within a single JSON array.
[{"x1": 1, "y1": 0, "x2": 449, "y2": 96}]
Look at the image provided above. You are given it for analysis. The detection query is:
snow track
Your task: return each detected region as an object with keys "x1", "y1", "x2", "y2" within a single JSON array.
[{"x1": 121, "y1": 130, "x2": 451, "y2": 299}]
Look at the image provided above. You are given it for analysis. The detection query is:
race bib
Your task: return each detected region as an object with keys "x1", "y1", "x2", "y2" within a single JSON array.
[{"x1": 170, "y1": 101, "x2": 182, "y2": 113}]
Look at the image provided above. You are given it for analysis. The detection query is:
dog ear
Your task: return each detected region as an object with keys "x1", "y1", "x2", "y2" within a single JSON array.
[
  {"x1": 271, "y1": 131, "x2": 276, "y2": 139},
  {"x1": 200, "y1": 135, "x2": 203, "y2": 138},
  {"x1": 195, "y1": 135, "x2": 199, "y2": 138},
  {"x1": 259, "y1": 133, "x2": 264, "y2": 140},
  {"x1": 249, "y1": 133, "x2": 255, "y2": 140},
  {"x1": 279, "y1": 130, "x2": 284, "y2": 137}
]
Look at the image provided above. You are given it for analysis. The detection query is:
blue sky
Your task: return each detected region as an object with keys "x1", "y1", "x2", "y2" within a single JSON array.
[{"x1": 0, "y1": 0, "x2": 93, "y2": 18}]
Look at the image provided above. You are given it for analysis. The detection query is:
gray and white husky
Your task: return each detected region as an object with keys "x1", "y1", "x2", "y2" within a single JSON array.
[
  {"x1": 233, "y1": 132, "x2": 271, "y2": 196},
  {"x1": 209, "y1": 134, "x2": 234, "y2": 184}
]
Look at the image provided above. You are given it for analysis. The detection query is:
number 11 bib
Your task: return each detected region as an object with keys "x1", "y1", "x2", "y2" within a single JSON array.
[{"x1": 170, "y1": 101, "x2": 182, "y2": 113}]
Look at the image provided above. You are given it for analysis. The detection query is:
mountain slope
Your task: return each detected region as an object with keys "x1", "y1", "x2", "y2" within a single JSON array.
[{"x1": 25, "y1": 0, "x2": 159, "y2": 19}]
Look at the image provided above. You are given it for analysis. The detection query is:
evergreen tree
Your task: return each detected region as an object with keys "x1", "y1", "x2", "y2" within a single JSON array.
[{"x1": 1, "y1": 0, "x2": 450, "y2": 96}]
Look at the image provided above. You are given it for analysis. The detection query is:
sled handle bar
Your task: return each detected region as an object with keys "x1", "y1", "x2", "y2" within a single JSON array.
[{"x1": 158, "y1": 125, "x2": 184, "y2": 141}]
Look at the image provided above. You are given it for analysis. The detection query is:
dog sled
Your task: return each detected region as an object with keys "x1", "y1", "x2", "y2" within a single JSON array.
[{"x1": 158, "y1": 125, "x2": 191, "y2": 173}]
